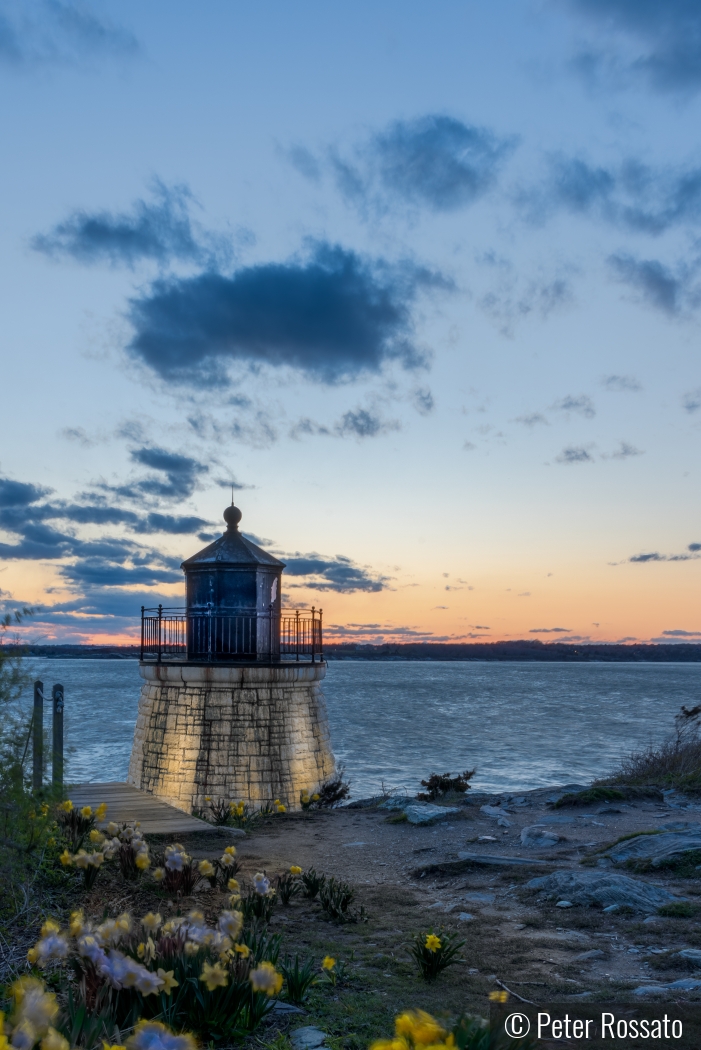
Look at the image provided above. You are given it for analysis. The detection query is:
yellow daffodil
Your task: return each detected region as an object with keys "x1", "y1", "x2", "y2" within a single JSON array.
[
  {"x1": 40, "y1": 803, "x2": 49, "y2": 817},
  {"x1": 197, "y1": 859, "x2": 214, "y2": 876},
  {"x1": 153, "y1": 867, "x2": 165, "y2": 883},
  {"x1": 46, "y1": 837, "x2": 55, "y2": 847},
  {"x1": 289, "y1": 865, "x2": 302, "y2": 875},
  {"x1": 322, "y1": 956, "x2": 336, "y2": 971},
  {"x1": 80, "y1": 806, "x2": 92, "y2": 819},
  {"x1": 424, "y1": 934, "x2": 441, "y2": 953},
  {"x1": 135, "y1": 851, "x2": 150, "y2": 871},
  {"x1": 59, "y1": 849, "x2": 72, "y2": 867},
  {"x1": 276, "y1": 804, "x2": 286, "y2": 813},
  {"x1": 227, "y1": 877, "x2": 239, "y2": 891},
  {"x1": 184, "y1": 942, "x2": 200, "y2": 956},
  {"x1": 69, "y1": 911, "x2": 84, "y2": 937},
  {"x1": 205, "y1": 796, "x2": 212, "y2": 802},
  {"x1": 249, "y1": 961, "x2": 283, "y2": 996},
  {"x1": 311, "y1": 793, "x2": 320, "y2": 802},
  {"x1": 103, "y1": 1043, "x2": 127, "y2": 1050},
  {"x1": 27, "y1": 947, "x2": 38, "y2": 964},
  {"x1": 59, "y1": 800, "x2": 73, "y2": 812},
  {"x1": 224, "y1": 845, "x2": 236, "y2": 856},
  {"x1": 95, "y1": 803, "x2": 108, "y2": 820},
  {"x1": 489, "y1": 990, "x2": 509, "y2": 1003},
  {"x1": 40, "y1": 1027, "x2": 69, "y2": 1050},
  {"x1": 40, "y1": 920, "x2": 60, "y2": 938},
  {"x1": 200, "y1": 961, "x2": 228, "y2": 992},
  {"x1": 141, "y1": 912, "x2": 162, "y2": 933},
  {"x1": 395, "y1": 1011, "x2": 447, "y2": 1044},
  {"x1": 234, "y1": 943, "x2": 250, "y2": 957},
  {"x1": 156, "y1": 969, "x2": 178, "y2": 995}
]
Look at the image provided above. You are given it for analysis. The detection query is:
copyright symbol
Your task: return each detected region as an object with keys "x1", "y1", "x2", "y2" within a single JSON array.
[{"x1": 504, "y1": 1012, "x2": 531, "y2": 1038}]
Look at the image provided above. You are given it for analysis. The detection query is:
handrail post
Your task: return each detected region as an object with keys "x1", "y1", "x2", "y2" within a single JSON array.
[
  {"x1": 32, "y1": 681, "x2": 43, "y2": 792},
  {"x1": 319, "y1": 608, "x2": 323, "y2": 661},
  {"x1": 52, "y1": 684, "x2": 64, "y2": 791},
  {"x1": 140, "y1": 606, "x2": 145, "y2": 661},
  {"x1": 295, "y1": 608, "x2": 300, "y2": 662},
  {"x1": 311, "y1": 606, "x2": 316, "y2": 664},
  {"x1": 157, "y1": 604, "x2": 163, "y2": 664}
]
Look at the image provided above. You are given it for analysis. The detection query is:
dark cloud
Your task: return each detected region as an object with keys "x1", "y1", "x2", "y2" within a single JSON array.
[
  {"x1": 682, "y1": 389, "x2": 701, "y2": 412},
  {"x1": 336, "y1": 409, "x2": 399, "y2": 439},
  {"x1": 527, "y1": 155, "x2": 701, "y2": 233},
  {"x1": 99, "y1": 446, "x2": 208, "y2": 503},
  {"x1": 334, "y1": 114, "x2": 516, "y2": 214},
  {"x1": 32, "y1": 181, "x2": 224, "y2": 269},
  {"x1": 529, "y1": 627, "x2": 573, "y2": 633},
  {"x1": 609, "y1": 441, "x2": 643, "y2": 459},
  {"x1": 514, "y1": 412, "x2": 548, "y2": 427},
  {"x1": 0, "y1": 477, "x2": 49, "y2": 507},
  {"x1": 285, "y1": 144, "x2": 322, "y2": 183},
  {"x1": 661, "y1": 628, "x2": 701, "y2": 637},
  {"x1": 412, "y1": 387, "x2": 435, "y2": 415},
  {"x1": 629, "y1": 543, "x2": 701, "y2": 563},
  {"x1": 556, "y1": 446, "x2": 594, "y2": 464},
  {"x1": 479, "y1": 276, "x2": 572, "y2": 336},
  {"x1": 127, "y1": 242, "x2": 446, "y2": 386},
  {"x1": 0, "y1": 0, "x2": 138, "y2": 68},
  {"x1": 608, "y1": 253, "x2": 698, "y2": 315},
  {"x1": 565, "y1": 0, "x2": 701, "y2": 93},
  {"x1": 602, "y1": 374, "x2": 642, "y2": 392},
  {"x1": 552, "y1": 394, "x2": 596, "y2": 418},
  {"x1": 281, "y1": 553, "x2": 390, "y2": 593}
]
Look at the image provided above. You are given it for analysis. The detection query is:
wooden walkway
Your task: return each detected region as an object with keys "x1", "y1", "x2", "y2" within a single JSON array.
[{"x1": 70, "y1": 782, "x2": 221, "y2": 836}]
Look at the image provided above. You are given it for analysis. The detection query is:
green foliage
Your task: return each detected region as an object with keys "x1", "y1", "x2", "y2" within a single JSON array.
[
  {"x1": 241, "y1": 887, "x2": 276, "y2": 923},
  {"x1": 276, "y1": 870, "x2": 301, "y2": 905},
  {"x1": 300, "y1": 867, "x2": 326, "y2": 899},
  {"x1": 280, "y1": 954, "x2": 317, "y2": 1004},
  {"x1": 238, "y1": 922, "x2": 282, "y2": 966},
  {"x1": 417, "y1": 769, "x2": 475, "y2": 802},
  {"x1": 410, "y1": 929, "x2": 465, "y2": 983},
  {"x1": 0, "y1": 605, "x2": 33, "y2": 706},
  {"x1": 658, "y1": 901, "x2": 701, "y2": 917},
  {"x1": 319, "y1": 876, "x2": 365, "y2": 923}
]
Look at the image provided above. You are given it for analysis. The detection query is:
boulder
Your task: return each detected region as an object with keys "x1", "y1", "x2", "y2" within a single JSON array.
[
  {"x1": 678, "y1": 949, "x2": 701, "y2": 966},
  {"x1": 576, "y1": 949, "x2": 606, "y2": 961},
  {"x1": 521, "y1": 826, "x2": 563, "y2": 848},
  {"x1": 527, "y1": 870, "x2": 684, "y2": 913},
  {"x1": 481, "y1": 805, "x2": 509, "y2": 818},
  {"x1": 291, "y1": 1029, "x2": 328, "y2": 1050},
  {"x1": 605, "y1": 824, "x2": 701, "y2": 867},
  {"x1": 377, "y1": 796, "x2": 460, "y2": 823}
]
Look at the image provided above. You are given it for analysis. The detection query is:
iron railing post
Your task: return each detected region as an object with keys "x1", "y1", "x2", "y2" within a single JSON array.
[
  {"x1": 319, "y1": 607, "x2": 323, "y2": 661},
  {"x1": 157, "y1": 604, "x2": 163, "y2": 664},
  {"x1": 311, "y1": 606, "x2": 316, "y2": 663},
  {"x1": 295, "y1": 608, "x2": 300, "y2": 661},
  {"x1": 140, "y1": 606, "x2": 145, "y2": 660},
  {"x1": 52, "y1": 684, "x2": 64, "y2": 791},
  {"x1": 32, "y1": 681, "x2": 43, "y2": 792}
]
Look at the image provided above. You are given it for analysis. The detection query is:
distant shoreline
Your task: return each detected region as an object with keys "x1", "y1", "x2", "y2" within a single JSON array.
[{"x1": 20, "y1": 640, "x2": 701, "y2": 662}]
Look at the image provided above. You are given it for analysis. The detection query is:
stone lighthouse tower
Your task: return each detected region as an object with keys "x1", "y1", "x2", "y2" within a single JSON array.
[{"x1": 127, "y1": 503, "x2": 335, "y2": 814}]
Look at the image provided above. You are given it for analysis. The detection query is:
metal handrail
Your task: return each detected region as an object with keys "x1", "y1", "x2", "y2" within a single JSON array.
[{"x1": 139, "y1": 604, "x2": 323, "y2": 664}]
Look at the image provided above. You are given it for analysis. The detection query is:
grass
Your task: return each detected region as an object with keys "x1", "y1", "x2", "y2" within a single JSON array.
[
  {"x1": 658, "y1": 901, "x2": 701, "y2": 918},
  {"x1": 552, "y1": 786, "x2": 662, "y2": 808},
  {"x1": 600, "y1": 718, "x2": 701, "y2": 794}
]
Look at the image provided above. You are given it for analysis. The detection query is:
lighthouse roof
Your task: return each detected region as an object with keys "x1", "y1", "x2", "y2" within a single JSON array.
[{"x1": 181, "y1": 506, "x2": 285, "y2": 570}]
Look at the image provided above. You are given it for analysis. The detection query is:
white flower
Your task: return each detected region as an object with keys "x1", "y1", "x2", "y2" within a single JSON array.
[
  {"x1": 135, "y1": 969, "x2": 164, "y2": 996},
  {"x1": 76, "y1": 934, "x2": 107, "y2": 966},
  {"x1": 217, "y1": 910, "x2": 243, "y2": 940},
  {"x1": 252, "y1": 872, "x2": 270, "y2": 896},
  {"x1": 35, "y1": 934, "x2": 69, "y2": 965}
]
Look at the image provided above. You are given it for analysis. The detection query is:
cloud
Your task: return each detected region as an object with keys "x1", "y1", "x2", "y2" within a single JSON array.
[
  {"x1": 281, "y1": 552, "x2": 390, "y2": 593},
  {"x1": 479, "y1": 276, "x2": 572, "y2": 336},
  {"x1": 412, "y1": 387, "x2": 434, "y2": 415},
  {"x1": 514, "y1": 412, "x2": 548, "y2": 427},
  {"x1": 93, "y1": 446, "x2": 209, "y2": 505},
  {"x1": 529, "y1": 627, "x2": 573, "y2": 633},
  {"x1": 556, "y1": 445, "x2": 595, "y2": 464},
  {"x1": 564, "y1": 0, "x2": 701, "y2": 94},
  {"x1": 682, "y1": 389, "x2": 701, "y2": 413},
  {"x1": 127, "y1": 242, "x2": 447, "y2": 386},
  {"x1": 0, "y1": 477, "x2": 50, "y2": 507},
  {"x1": 660, "y1": 628, "x2": 701, "y2": 637},
  {"x1": 32, "y1": 181, "x2": 226, "y2": 269},
  {"x1": 284, "y1": 144, "x2": 322, "y2": 182},
  {"x1": 552, "y1": 394, "x2": 596, "y2": 418},
  {"x1": 527, "y1": 155, "x2": 701, "y2": 233},
  {"x1": 336, "y1": 408, "x2": 399, "y2": 439},
  {"x1": 629, "y1": 543, "x2": 701, "y2": 563},
  {"x1": 608, "y1": 253, "x2": 697, "y2": 314},
  {"x1": 602, "y1": 374, "x2": 641, "y2": 392},
  {"x1": 333, "y1": 114, "x2": 516, "y2": 214},
  {"x1": 609, "y1": 441, "x2": 643, "y2": 459},
  {"x1": 0, "y1": 0, "x2": 138, "y2": 68}
]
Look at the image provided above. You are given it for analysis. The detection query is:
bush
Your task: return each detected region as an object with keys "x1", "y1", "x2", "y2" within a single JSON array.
[
  {"x1": 300, "y1": 766, "x2": 351, "y2": 810},
  {"x1": 600, "y1": 705, "x2": 701, "y2": 794},
  {"x1": 417, "y1": 770, "x2": 475, "y2": 802},
  {"x1": 410, "y1": 929, "x2": 465, "y2": 982},
  {"x1": 300, "y1": 867, "x2": 326, "y2": 899}
]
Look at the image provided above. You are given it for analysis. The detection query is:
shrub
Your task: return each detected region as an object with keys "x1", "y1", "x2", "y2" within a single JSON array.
[
  {"x1": 319, "y1": 876, "x2": 365, "y2": 923},
  {"x1": 300, "y1": 867, "x2": 326, "y2": 899},
  {"x1": 276, "y1": 867, "x2": 302, "y2": 905},
  {"x1": 600, "y1": 705, "x2": 701, "y2": 794},
  {"x1": 300, "y1": 766, "x2": 351, "y2": 810},
  {"x1": 410, "y1": 930, "x2": 465, "y2": 982},
  {"x1": 417, "y1": 770, "x2": 475, "y2": 802},
  {"x1": 658, "y1": 901, "x2": 701, "y2": 918}
]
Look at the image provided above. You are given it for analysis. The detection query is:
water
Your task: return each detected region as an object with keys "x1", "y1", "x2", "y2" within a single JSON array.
[{"x1": 21, "y1": 659, "x2": 701, "y2": 797}]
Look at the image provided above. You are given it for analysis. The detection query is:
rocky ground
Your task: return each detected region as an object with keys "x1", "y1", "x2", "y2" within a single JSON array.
[{"x1": 178, "y1": 783, "x2": 701, "y2": 1017}]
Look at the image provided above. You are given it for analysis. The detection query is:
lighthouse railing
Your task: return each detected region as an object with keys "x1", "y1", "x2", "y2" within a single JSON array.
[{"x1": 140, "y1": 606, "x2": 323, "y2": 663}]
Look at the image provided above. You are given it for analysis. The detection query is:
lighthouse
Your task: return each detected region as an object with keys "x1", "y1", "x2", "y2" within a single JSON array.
[{"x1": 127, "y1": 503, "x2": 335, "y2": 814}]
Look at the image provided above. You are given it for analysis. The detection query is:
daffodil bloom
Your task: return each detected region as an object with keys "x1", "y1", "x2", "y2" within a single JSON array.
[
  {"x1": 204, "y1": 796, "x2": 212, "y2": 802},
  {"x1": 197, "y1": 859, "x2": 214, "y2": 877},
  {"x1": 128, "y1": 1020, "x2": 197, "y2": 1050},
  {"x1": 290, "y1": 865, "x2": 302, "y2": 875},
  {"x1": 80, "y1": 806, "x2": 92, "y2": 819},
  {"x1": 300, "y1": 794, "x2": 310, "y2": 804},
  {"x1": 103, "y1": 1043, "x2": 127, "y2": 1050},
  {"x1": 219, "y1": 852, "x2": 236, "y2": 868},
  {"x1": 424, "y1": 934, "x2": 441, "y2": 953},
  {"x1": 249, "y1": 961, "x2": 283, "y2": 996},
  {"x1": 40, "y1": 1027, "x2": 69, "y2": 1050},
  {"x1": 107, "y1": 822, "x2": 119, "y2": 836},
  {"x1": 153, "y1": 867, "x2": 165, "y2": 883},
  {"x1": 46, "y1": 837, "x2": 55, "y2": 847},
  {"x1": 311, "y1": 794, "x2": 320, "y2": 802},
  {"x1": 136, "y1": 970, "x2": 163, "y2": 997},
  {"x1": 217, "y1": 910, "x2": 243, "y2": 939},
  {"x1": 59, "y1": 800, "x2": 73, "y2": 812},
  {"x1": 95, "y1": 803, "x2": 108, "y2": 820},
  {"x1": 40, "y1": 920, "x2": 60, "y2": 938},
  {"x1": 59, "y1": 849, "x2": 72, "y2": 866},
  {"x1": 200, "y1": 961, "x2": 228, "y2": 992},
  {"x1": 73, "y1": 851, "x2": 90, "y2": 869},
  {"x1": 27, "y1": 948, "x2": 38, "y2": 964},
  {"x1": 89, "y1": 830, "x2": 105, "y2": 844},
  {"x1": 40, "y1": 803, "x2": 50, "y2": 817},
  {"x1": 69, "y1": 911, "x2": 84, "y2": 937},
  {"x1": 234, "y1": 943, "x2": 250, "y2": 957},
  {"x1": 116, "y1": 913, "x2": 132, "y2": 934},
  {"x1": 276, "y1": 804, "x2": 286, "y2": 813},
  {"x1": 11, "y1": 975, "x2": 60, "y2": 1029},
  {"x1": 322, "y1": 956, "x2": 336, "y2": 971},
  {"x1": 395, "y1": 1010, "x2": 447, "y2": 1044},
  {"x1": 488, "y1": 990, "x2": 509, "y2": 1003},
  {"x1": 228, "y1": 894, "x2": 241, "y2": 907},
  {"x1": 184, "y1": 942, "x2": 200, "y2": 956},
  {"x1": 135, "y1": 851, "x2": 150, "y2": 871},
  {"x1": 141, "y1": 912, "x2": 162, "y2": 933},
  {"x1": 223, "y1": 845, "x2": 236, "y2": 856},
  {"x1": 227, "y1": 878, "x2": 239, "y2": 891},
  {"x1": 157, "y1": 969, "x2": 179, "y2": 995},
  {"x1": 252, "y1": 872, "x2": 270, "y2": 895}
]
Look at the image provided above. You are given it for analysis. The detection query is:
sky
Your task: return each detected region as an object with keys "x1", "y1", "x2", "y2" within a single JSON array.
[{"x1": 2, "y1": 0, "x2": 701, "y2": 646}]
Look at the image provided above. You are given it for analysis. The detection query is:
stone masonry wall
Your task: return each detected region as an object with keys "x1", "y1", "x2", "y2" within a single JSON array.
[{"x1": 127, "y1": 662, "x2": 335, "y2": 815}]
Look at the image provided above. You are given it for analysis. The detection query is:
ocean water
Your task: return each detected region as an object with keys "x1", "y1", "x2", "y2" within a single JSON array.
[{"x1": 20, "y1": 658, "x2": 701, "y2": 798}]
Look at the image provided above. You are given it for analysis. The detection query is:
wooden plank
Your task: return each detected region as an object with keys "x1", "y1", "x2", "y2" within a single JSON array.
[{"x1": 68, "y1": 781, "x2": 221, "y2": 835}]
